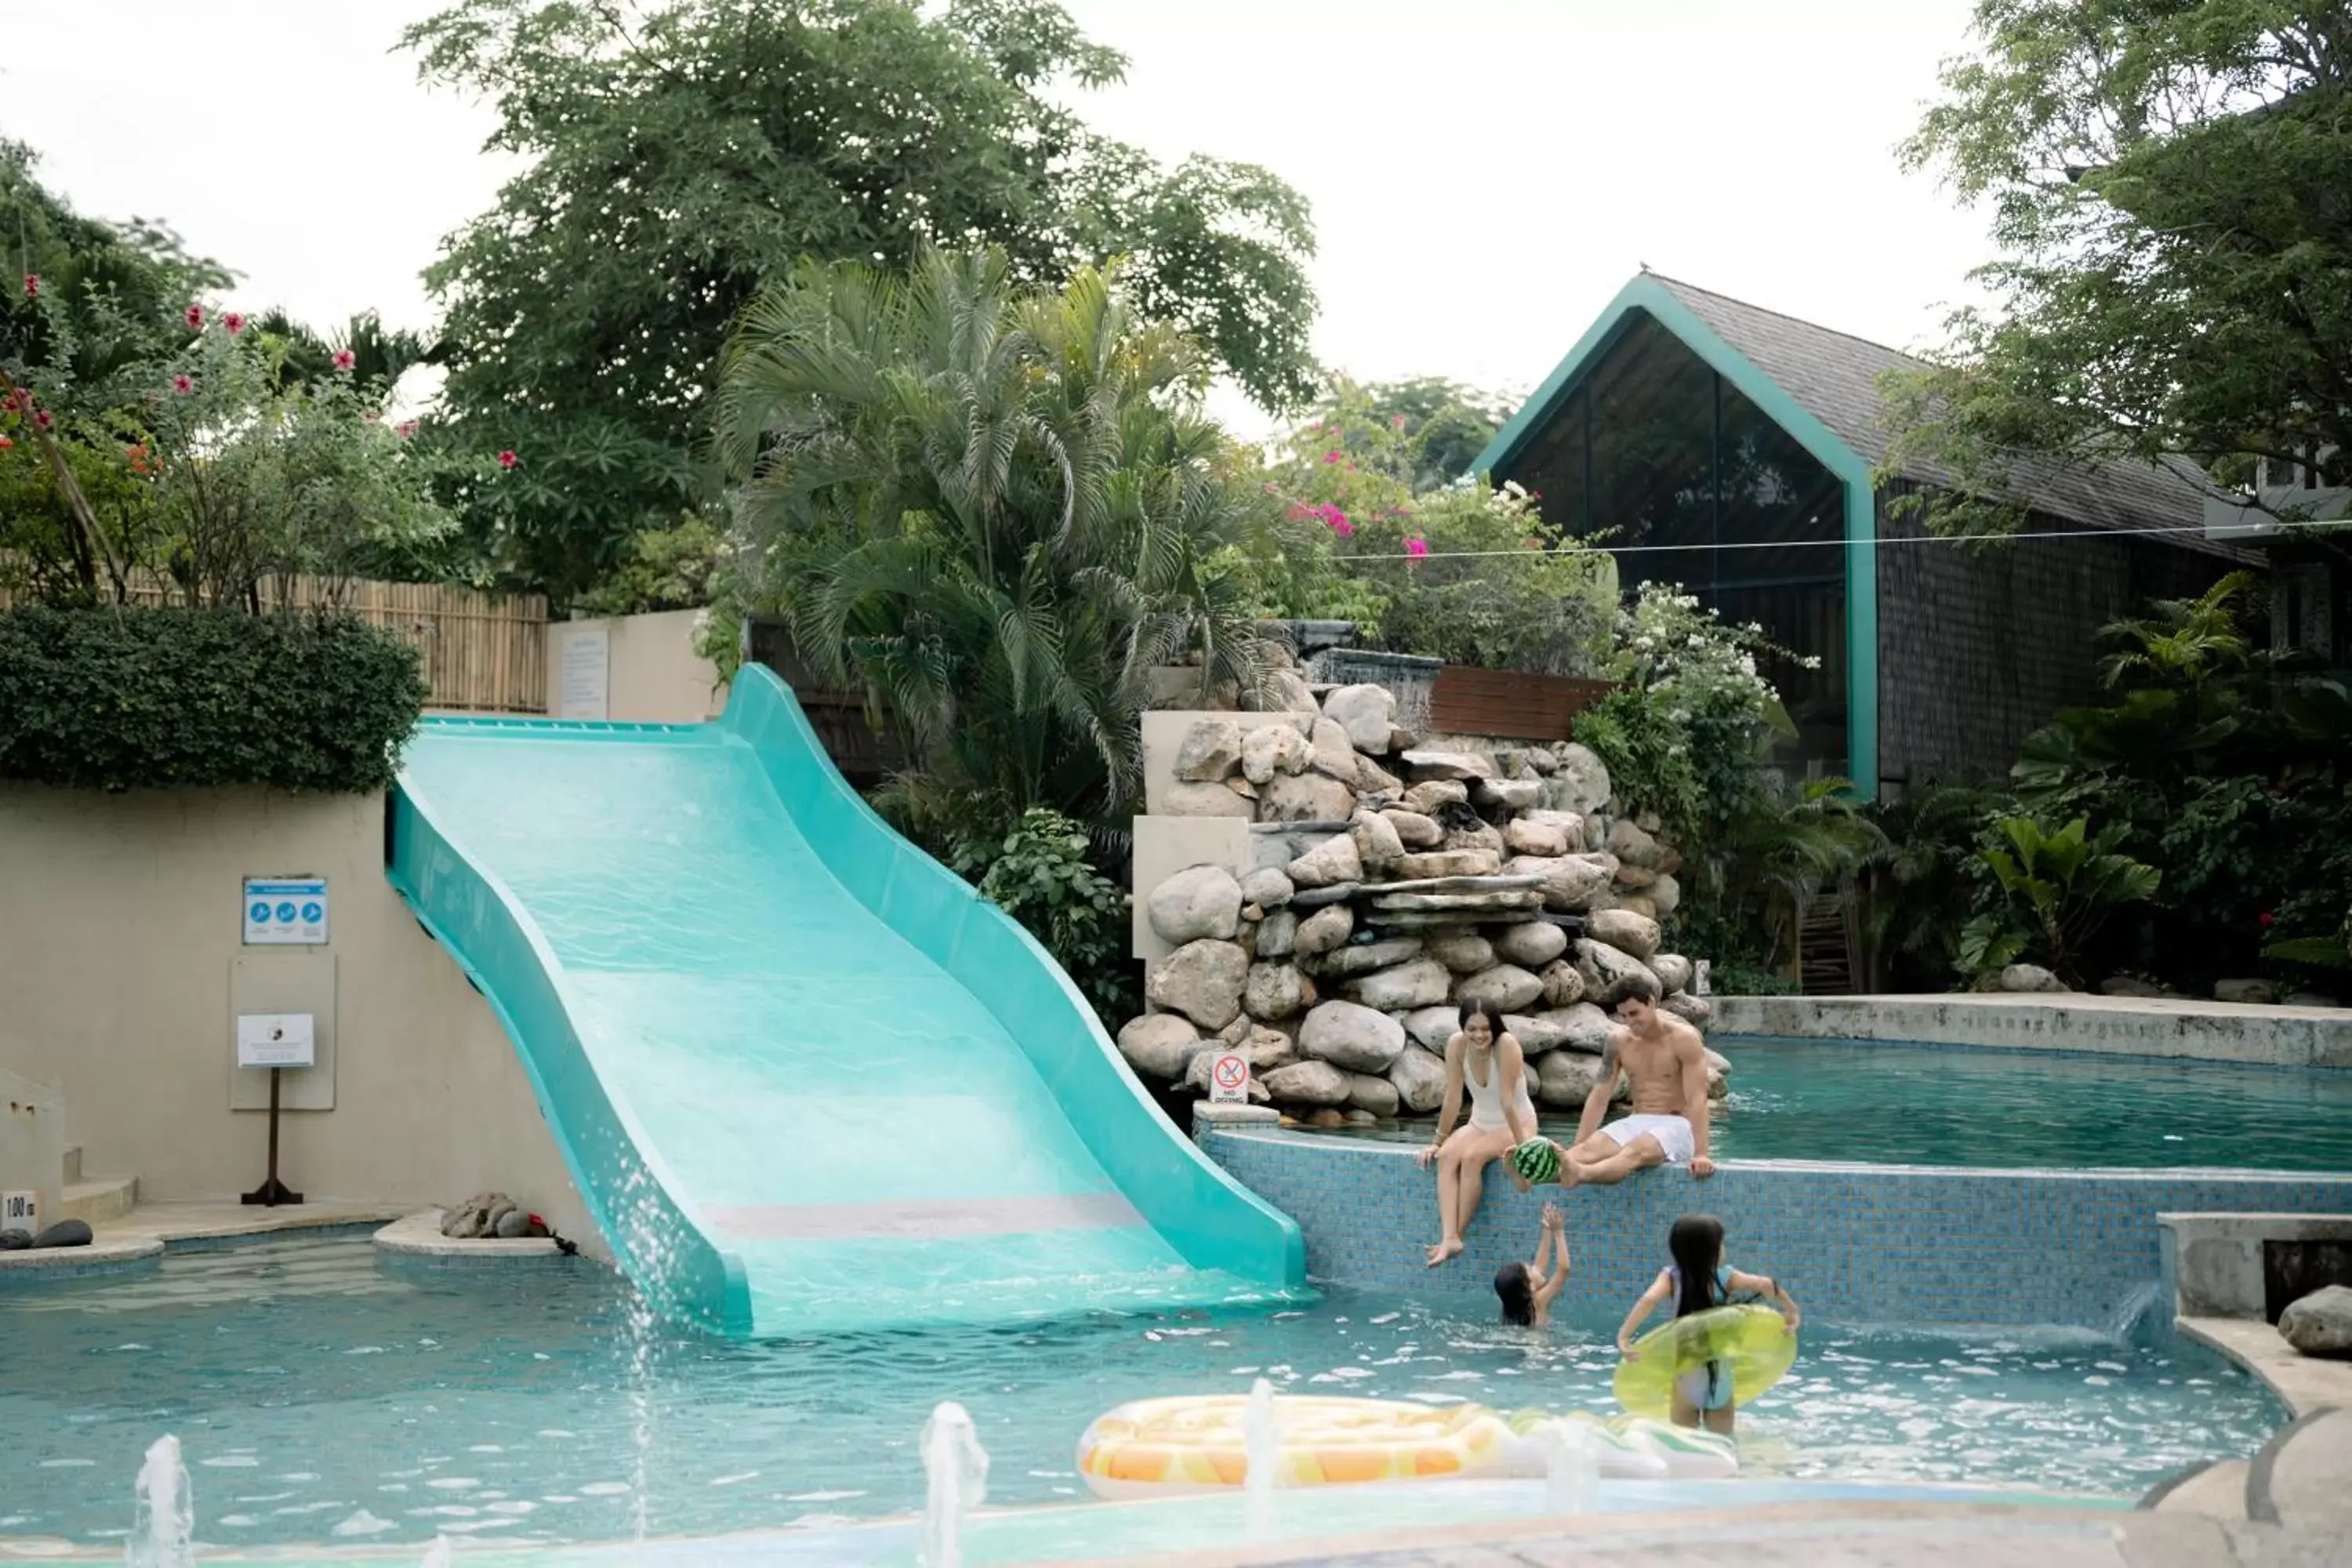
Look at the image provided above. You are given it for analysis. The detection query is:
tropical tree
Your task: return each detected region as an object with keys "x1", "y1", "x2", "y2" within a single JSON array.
[
  {"x1": 1886, "y1": 2, "x2": 2352, "y2": 532},
  {"x1": 402, "y1": 0, "x2": 1319, "y2": 602},
  {"x1": 1962, "y1": 815, "x2": 2162, "y2": 985},
  {"x1": 714, "y1": 247, "x2": 1283, "y2": 832},
  {"x1": 1305, "y1": 376, "x2": 1521, "y2": 493},
  {"x1": 1708, "y1": 776, "x2": 1890, "y2": 978}
]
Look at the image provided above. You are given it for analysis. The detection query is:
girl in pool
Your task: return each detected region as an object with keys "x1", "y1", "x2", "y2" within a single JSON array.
[
  {"x1": 1615, "y1": 1214, "x2": 1799, "y2": 1433},
  {"x1": 1416, "y1": 1000, "x2": 1537, "y2": 1266},
  {"x1": 1494, "y1": 1202, "x2": 1571, "y2": 1327}
]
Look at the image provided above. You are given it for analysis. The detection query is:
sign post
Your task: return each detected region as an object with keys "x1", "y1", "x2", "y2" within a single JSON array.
[
  {"x1": 1693, "y1": 960, "x2": 1712, "y2": 997},
  {"x1": 1208, "y1": 1051, "x2": 1250, "y2": 1105},
  {"x1": 237, "y1": 1014, "x2": 313, "y2": 1207},
  {"x1": 1, "y1": 1190, "x2": 35, "y2": 1236}
]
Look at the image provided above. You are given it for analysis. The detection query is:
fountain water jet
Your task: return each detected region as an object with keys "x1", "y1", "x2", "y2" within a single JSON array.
[
  {"x1": 1537, "y1": 1419, "x2": 1597, "y2": 1515},
  {"x1": 418, "y1": 1538, "x2": 452, "y2": 1568},
  {"x1": 918, "y1": 1400, "x2": 988, "y2": 1568},
  {"x1": 125, "y1": 1436, "x2": 193, "y2": 1568},
  {"x1": 1242, "y1": 1377, "x2": 1280, "y2": 1538}
]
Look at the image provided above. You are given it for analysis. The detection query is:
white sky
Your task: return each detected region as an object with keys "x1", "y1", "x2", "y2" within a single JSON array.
[{"x1": 2, "y1": 0, "x2": 1994, "y2": 433}]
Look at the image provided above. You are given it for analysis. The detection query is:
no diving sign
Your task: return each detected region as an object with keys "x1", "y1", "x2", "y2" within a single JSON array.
[{"x1": 1208, "y1": 1051, "x2": 1250, "y2": 1105}]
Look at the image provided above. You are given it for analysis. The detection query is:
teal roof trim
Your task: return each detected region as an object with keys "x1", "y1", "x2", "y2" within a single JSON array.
[{"x1": 1472, "y1": 274, "x2": 1880, "y2": 795}]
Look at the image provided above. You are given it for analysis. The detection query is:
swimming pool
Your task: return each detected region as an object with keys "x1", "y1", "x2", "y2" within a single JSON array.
[
  {"x1": 0, "y1": 1235, "x2": 2280, "y2": 1552},
  {"x1": 1332, "y1": 1037, "x2": 2352, "y2": 1171}
]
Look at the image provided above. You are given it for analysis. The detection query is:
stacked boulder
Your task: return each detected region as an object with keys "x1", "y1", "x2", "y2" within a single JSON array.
[{"x1": 1123, "y1": 683, "x2": 1724, "y2": 1126}]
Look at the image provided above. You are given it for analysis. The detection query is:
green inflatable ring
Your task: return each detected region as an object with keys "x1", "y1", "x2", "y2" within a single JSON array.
[{"x1": 1612, "y1": 1303, "x2": 1796, "y2": 1418}]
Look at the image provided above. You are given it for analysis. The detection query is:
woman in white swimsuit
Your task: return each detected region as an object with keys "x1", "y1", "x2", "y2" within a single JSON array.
[{"x1": 1417, "y1": 1000, "x2": 1537, "y2": 1266}]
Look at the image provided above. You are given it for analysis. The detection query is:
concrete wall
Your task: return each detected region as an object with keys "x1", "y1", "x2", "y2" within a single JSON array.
[
  {"x1": 0, "y1": 785, "x2": 593, "y2": 1243},
  {"x1": 546, "y1": 608, "x2": 727, "y2": 724},
  {"x1": 0, "y1": 1065, "x2": 64, "y2": 1234}
]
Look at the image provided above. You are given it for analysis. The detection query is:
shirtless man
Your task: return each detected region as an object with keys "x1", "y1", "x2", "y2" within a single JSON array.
[{"x1": 1516, "y1": 972, "x2": 1714, "y2": 1187}]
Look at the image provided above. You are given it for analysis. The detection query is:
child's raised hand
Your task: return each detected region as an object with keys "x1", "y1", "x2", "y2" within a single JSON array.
[{"x1": 1540, "y1": 1202, "x2": 1562, "y2": 1230}]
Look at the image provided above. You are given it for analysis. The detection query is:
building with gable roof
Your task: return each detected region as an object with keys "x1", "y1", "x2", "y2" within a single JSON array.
[{"x1": 1473, "y1": 273, "x2": 2257, "y2": 795}]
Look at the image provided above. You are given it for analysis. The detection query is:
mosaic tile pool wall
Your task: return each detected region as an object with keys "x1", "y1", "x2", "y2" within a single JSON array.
[{"x1": 1201, "y1": 1129, "x2": 2352, "y2": 1330}]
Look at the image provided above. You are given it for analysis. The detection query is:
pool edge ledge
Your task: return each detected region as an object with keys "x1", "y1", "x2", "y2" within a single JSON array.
[
  {"x1": 1713, "y1": 993, "x2": 2352, "y2": 1069},
  {"x1": 2176, "y1": 1314, "x2": 2352, "y2": 1419}
]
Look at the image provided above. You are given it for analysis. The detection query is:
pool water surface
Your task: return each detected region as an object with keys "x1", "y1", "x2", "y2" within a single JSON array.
[
  {"x1": 0, "y1": 1235, "x2": 2281, "y2": 1551},
  {"x1": 1338, "y1": 1037, "x2": 2352, "y2": 1171}
]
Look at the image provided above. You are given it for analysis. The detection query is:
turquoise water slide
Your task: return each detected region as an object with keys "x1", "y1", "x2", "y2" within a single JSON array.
[{"x1": 386, "y1": 666, "x2": 1302, "y2": 1336}]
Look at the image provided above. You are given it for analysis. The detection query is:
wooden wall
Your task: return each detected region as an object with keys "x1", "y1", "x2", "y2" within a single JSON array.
[{"x1": 1873, "y1": 485, "x2": 2239, "y2": 786}]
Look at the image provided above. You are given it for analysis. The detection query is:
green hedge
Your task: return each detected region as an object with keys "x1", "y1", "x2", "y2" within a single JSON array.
[{"x1": 0, "y1": 606, "x2": 427, "y2": 793}]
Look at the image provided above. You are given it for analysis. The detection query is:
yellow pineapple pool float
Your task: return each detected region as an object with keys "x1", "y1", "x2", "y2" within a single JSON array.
[
  {"x1": 1075, "y1": 1395, "x2": 1509, "y2": 1499},
  {"x1": 1075, "y1": 1395, "x2": 1737, "y2": 1497}
]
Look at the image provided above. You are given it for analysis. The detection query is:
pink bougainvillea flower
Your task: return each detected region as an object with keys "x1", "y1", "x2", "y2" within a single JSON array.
[
  {"x1": 1391, "y1": 414, "x2": 1406, "y2": 428},
  {"x1": 22, "y1": 274, "x2": 38, "y2": 299},
  {"x1": 1331, "y1": 517, "x2": 1354, "y2": 538},
  {"x1": 223, "y1": 311, "x2": 246, "y2": 336},
  {"x1": 184, "y1": 304, "x2": 204, "y2": 329},
  {"x1": 1404, "y1": 537, "x2": 1431, "y2": 560},
  {"x1": 332, "y1": 349, "x2": 357, "y2": 372},
  {"x1": 1323, "y1": 449, "x2": 1343, "y2": 464},
  {"x1": 33, "y1": 408, "x2": 54, "y2": 430},
  {"x1": 498, "y1": 448, "x2": 519, "y2": 470},
  {"x1": 171, "y1": 374, "x2": 194, "y2": 395},
  {"x1": 2259, "y1": 911, "x2": 2276, "y2": 927},
  {"x1": 1284, "y1": 503, "x2": 1312, "y2": 521},
  {"x1": 397, "y1": 420, "x2": 418, "y2": 439}
]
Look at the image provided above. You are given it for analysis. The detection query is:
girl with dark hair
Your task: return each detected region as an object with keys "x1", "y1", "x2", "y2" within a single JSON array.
[
  {"x1": 1494, "y1": 1202, "x2": 1570, "y2": 1327},
  {"x1": 1613, "y1": 1214, "x2": 1799, "y2": 1433},
  {"x1": 1416, "y1": 999, "x2": 1537, "y2": 1266}
]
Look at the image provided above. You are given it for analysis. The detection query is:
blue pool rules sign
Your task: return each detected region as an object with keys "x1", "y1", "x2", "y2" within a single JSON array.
[{"x1": 243, "y1": 877, "x2": 328, "y2": 946}]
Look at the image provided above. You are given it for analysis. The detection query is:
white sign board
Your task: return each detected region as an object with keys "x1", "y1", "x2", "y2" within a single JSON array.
[
  {"x1": 557, "y1": 623, "x2": 612, "y2": 720},
  {"x1": 237, "y1": 1013, "x2": 317, "y2": 1069},
  {"x1": 1208, "y1": 1051, "x2": 1250, "y2": 1105},
  {"x1": 1, "y1": 1191, "x2": 35, "y2": 1234},
  {"x1": 1693, "y1": 960, "x2": 1712, "y2": 997},
  {"x1": 244, "y1": 878, "x2": 328, "y2": 946}
]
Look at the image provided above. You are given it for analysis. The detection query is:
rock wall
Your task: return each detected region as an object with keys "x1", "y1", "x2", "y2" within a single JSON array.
[{"x1": 1120, "y1": 681, "x2": 1725, "y2": 1127}]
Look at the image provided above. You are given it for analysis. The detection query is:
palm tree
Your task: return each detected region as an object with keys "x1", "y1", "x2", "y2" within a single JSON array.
[{"x1": 715, "y1": 248, "x2": 1279, "y2": 825}]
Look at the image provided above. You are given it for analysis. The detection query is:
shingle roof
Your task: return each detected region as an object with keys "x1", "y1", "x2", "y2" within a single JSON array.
[{"x1": 1650, "y1": 274, "x2": 2251, "y2": 560}]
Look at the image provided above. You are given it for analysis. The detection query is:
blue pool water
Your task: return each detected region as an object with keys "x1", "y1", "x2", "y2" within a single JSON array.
[
  {"x1": 1345, "y1": 1037, "x2": 2352, "y2": 1171},
  {"x1": 0, "y1": 1235, "x2": 2280, "y2": 1552}
]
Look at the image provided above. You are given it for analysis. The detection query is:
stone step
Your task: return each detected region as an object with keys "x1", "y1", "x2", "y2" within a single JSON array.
[
  {"x1": 61, "y1": 1143, "x2": 82, "y2": 1185},
  {"x1": 2252, "y1": 1406, "x2": 2352, "y2": 1534},
  {"x1": 2143, "y1": 1457, "x2": 2248, "y2": 1520},
  {"x1": 62, "y1": 1173, "x2": 138, "y2": 1226}
]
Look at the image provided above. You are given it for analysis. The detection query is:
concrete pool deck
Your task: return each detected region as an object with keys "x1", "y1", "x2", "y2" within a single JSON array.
[
  {"x1": 1712, "y1": 992, "x2": 2352, "y2": 1068},
  {"x1": 47, "y1": 1495, "x2": 2333, "y2": 1567},
  {"x1": 1076, "y1": 1500, "x2": 2343, "y2": 1567}
]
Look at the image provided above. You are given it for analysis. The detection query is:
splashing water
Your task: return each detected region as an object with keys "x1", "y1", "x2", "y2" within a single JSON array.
[
  {"x1": 126, "y1": 1436, "x2": 193, "y2": 1568},
  {"x1": 610, "y1": 1162, "x2": 675, "y2": 1541},
  {"x1": 918, "y1": 1402, "x2": 988, "y2": 1568},
  {"x1": 1243, "y1": 1377, "x2": 1279, "y2": 1537},
  {"x1": 1536, "y1": 1419, "x2": 1598, "y2": 1515},
  {"x1": 417, "y1": 1538, "x2": 452, "y2": 1568}
]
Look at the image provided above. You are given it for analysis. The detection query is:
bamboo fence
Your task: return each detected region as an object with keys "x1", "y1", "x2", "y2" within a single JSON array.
[{"x1": 0, "y1": 569, "x2": 550, "y2": 714}]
